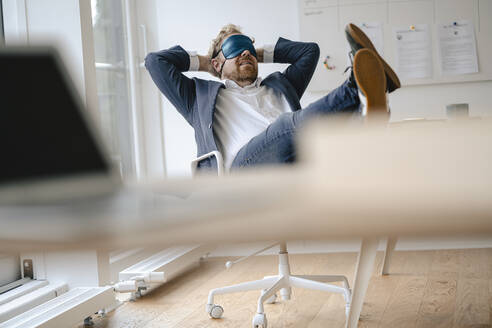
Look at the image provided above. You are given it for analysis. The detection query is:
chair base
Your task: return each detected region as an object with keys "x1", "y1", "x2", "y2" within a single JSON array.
[{"x1": 206, "y1": 243, "x2": 352, "y2": 328}]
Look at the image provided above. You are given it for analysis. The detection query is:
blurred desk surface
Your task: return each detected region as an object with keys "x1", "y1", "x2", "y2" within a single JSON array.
[
  {"x1": 1, "y1": 118, "x2": 491, "y2": 251},
  {"x1": 1, "y1": 118, "x2": 491, "y2": 328}
]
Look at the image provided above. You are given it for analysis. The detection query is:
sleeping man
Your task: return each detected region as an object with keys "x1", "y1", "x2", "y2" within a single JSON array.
[{"x1": 145, "y1": 23, "x2": 400, "y2": 173}]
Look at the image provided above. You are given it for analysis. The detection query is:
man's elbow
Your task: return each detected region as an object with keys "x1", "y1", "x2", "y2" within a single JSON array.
[
  {"x1": 309, "y1": 42, "x2": 320, "y2": 61},
  {"x1": 144, "y1": 52, "x2": 157, "y2": 71}
]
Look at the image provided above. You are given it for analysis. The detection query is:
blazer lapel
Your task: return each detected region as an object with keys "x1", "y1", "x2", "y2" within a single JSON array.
[{"x1": 261, "y1": 72, "x2": 301, "y2": 112}]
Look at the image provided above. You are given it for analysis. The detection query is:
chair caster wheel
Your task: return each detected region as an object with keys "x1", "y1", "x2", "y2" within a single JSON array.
[
  {"x1": 252, "y1": 313, "x2": 268, "y2": 328},
  {"x1": 262, "y1": 289, "x2": 277, "y2": 304},
  {"x1": 83, "y1": 316, "x2": 94, "y2": 327},
  {"x1": 207, "y1": 304, "x2": 224, "y2": 319}
]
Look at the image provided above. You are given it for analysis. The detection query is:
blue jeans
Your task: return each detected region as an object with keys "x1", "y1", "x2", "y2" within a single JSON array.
[{"x1": 230, "y1": 80, "x2": 359, "y2": 170}]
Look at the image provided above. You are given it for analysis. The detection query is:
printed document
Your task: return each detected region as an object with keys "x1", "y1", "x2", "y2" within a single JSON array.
[
  {"x1": 394, "y1": 24, "x2": 433, "y2": 80},
  {"x1": 438, "y1": 20, "x2": 479, "y2": 75}
]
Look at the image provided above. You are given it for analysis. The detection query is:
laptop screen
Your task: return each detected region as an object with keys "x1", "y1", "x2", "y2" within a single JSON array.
[{"x1": 0, "y1": 51, "x2": 110, "y2": 185}]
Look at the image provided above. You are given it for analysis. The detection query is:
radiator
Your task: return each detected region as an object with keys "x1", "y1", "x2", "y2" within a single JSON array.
[
  {"x1": 0, "y1": 286, "x2": 114, "y2": 328},
  {"x1": 117, "y1": 245, "x2": 212, "y2": 295}
]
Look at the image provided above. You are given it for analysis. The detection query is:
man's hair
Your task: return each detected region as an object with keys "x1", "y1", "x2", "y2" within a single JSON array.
[{"x1": 208, "y1": 24, "x2": 242, "y2": 78}]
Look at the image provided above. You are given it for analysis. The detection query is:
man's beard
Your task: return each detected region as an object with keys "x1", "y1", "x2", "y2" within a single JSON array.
[
  {"x1": 238, "y1": 67, "x2": 257, "y2": 83},
  {"x1": 235, "y1": 57, "x2": 258, "y2": 83}
]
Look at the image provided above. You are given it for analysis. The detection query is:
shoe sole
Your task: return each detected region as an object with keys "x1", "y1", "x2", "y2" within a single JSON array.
[
  {"x1": 346, "y1": 23, "x2": 401, "y2": 93},
  {"x1": 353, "y1": 49, "x2": 388, "y2": 116}
]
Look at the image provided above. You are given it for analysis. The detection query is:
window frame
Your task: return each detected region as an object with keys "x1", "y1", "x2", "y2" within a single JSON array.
[
  {"x1": 91, "y1": 0, "x2": 139, "y2": 178},
  {"x1": 0, "y1": 0, "x2": 5, "y2": 45}
]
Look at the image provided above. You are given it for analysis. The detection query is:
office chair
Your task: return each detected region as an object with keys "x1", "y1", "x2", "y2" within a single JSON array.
[{"x1": 191, "y1": 152, "x2": 352, "y2": 328}]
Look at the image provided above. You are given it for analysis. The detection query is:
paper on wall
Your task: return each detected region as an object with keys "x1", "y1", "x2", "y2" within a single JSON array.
[
  {"x1": 438, "y1": 20, "x2": 479, "y2": 75},
  {"x1": 393, "y1": 24, "x2": 433, "y2": 80},
  {"x1": 301, "y1": 0, "x2": 337, "y2": 8}
]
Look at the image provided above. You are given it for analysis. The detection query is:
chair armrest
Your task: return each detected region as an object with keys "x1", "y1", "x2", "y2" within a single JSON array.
[{"x1": 190, "y1": 151, "x2": 224, "y2": 176}]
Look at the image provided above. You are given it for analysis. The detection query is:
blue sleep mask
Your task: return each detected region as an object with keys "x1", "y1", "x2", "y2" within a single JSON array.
[{"x1": 219, "y1": 34, "x2": 257, "y2": 59}]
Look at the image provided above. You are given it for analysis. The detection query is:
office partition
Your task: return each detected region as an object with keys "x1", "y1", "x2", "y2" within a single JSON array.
[{"x1": 299, "y1": 0, "x2": 492, "y2": 92}]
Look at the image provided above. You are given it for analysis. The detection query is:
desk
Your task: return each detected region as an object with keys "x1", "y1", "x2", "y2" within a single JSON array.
[{"x1": 1, "y1": 119, "x2": 491, "y2": 328}]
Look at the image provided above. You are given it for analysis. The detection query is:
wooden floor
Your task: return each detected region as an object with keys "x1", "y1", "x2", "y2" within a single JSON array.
[{"x1": 89, "y1": 249, "x2": 492, "y2": 328}]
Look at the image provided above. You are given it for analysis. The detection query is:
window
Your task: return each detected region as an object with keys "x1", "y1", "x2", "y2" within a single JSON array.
[
  {"x1": 91, "y1": 0, "x2": 136, "y2": 177},
  {"x1": 91, "y1": 0, "x2": 166, "y2": 179}
]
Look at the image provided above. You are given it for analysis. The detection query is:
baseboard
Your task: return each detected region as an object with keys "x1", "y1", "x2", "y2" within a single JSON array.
[{"x1": 208, "y1": 235, "x2": 492, "y2": 257}]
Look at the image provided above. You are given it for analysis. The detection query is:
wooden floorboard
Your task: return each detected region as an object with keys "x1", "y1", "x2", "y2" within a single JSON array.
[
  {"x1": 86, "y1": 248, "x2": 492, "y2": 328},
  {"x1": 416, "y1": 277, "x2": 456, "y2": 328}
]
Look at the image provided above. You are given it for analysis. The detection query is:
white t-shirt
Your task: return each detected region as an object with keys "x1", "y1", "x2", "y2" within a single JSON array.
[{"x1": 213, "y1": 78, "x2": 292, "y2": 170}]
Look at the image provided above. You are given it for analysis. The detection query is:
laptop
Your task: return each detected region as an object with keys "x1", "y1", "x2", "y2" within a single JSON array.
[{"x1": 0, "y1": 47, "x2": 121, "y2": 204}]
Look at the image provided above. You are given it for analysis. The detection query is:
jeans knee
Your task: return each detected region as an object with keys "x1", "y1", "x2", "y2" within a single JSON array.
[{"x1": 276, "y1": 112, "x2": 296, "y2": 131}]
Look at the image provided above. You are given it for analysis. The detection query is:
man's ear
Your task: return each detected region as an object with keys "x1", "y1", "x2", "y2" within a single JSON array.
[{"x1": 211, "y1": 58, "x2": 222, "y2": 76}]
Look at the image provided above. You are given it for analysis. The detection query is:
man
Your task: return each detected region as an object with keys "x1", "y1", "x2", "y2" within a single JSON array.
[{"x1": 145, "y1": 23, "x2": 400, "y2": 173}]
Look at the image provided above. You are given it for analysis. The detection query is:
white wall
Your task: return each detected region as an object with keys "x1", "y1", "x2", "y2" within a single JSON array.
[
  {"x1": 20, "y1": 250, "x2": 109, "y2": 288},
  {"x1": 0, "y1": 254, "x2": 20, "y2": 286},
  {"x1": 26, "y1": 0, "x2": 98, "y2": 118},
  {"x1": 303, "y1": 81, "x2": 492, "y2": 122},
  {"x1": 153, "y1": 0, "x2": 492, "y2": 177},
  {"x1": 388, "y1": 81, "x2": 492, "y2": 121},
  {"x1": 3, "y1": 0, "x2": 98, "y2": 120},
  {"x1": 210, "y1": 236, "x2": 492, "y2": 257}
]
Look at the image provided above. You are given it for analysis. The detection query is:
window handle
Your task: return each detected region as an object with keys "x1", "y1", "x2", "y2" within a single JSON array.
[{"x1": 139, "y1": 24, "x2": 148, "y2": 68}]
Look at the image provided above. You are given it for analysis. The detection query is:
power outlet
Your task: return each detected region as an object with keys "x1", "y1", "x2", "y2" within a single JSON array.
[{"x1": 23, "y1": 259, "x2": 34, "y2": 279}]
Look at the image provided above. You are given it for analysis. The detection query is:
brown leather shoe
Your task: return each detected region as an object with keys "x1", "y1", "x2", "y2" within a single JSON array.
[
  {"x1": 346, "y1": 23, "x2": 401, "y2": 93},
  {"x1": 353, "y1": 48, "x2": 388, "y2": 118}
]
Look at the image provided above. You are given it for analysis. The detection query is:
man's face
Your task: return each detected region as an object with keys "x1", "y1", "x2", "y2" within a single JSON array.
[{"x1": 212, "y1": 33, "x2": 258, "y2": 85}]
